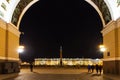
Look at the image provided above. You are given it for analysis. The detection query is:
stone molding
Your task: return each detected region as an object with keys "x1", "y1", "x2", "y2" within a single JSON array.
[
  {"x1": 0, "y1": 56, "x2": 19, "y2": 61},
  {"x1": 101, "y1": 18, "x2": 120, "y2": 36},
  {"x1": 102, "y1": 18, "x2": 120, "y2": 36},
  {"x1": 7, "y1": 57, "x2": 19, "y2": 61},
  {"x1": 0, "y1": 56, "x2": 6, "y2": 60},
  {"x1": 103, "y1": 57, "x2": 120, "y2": 61},
  {"x1": 0, "y1": 19, "x2": 20, "y2": 37},
  {"x1": 85, "y1": 0, "x2": 105, "y2": 26},
  {"x1": 7, "y1": 23, "x2": 20, "y2": 37},
  {"x1": 17, "y1": 0, "x2": 39, "y2": 28},
  {"x1": 0, "y1": 19, "x2": 6, "y2": 30},
  {"x1": 101, "y1": 20, "x2": 116, "y2": 36}
]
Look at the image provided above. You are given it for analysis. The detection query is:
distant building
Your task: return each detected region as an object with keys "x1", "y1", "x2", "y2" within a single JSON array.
[{"x1": 34, "y1": 58, "x2": 103, "y2": 66}]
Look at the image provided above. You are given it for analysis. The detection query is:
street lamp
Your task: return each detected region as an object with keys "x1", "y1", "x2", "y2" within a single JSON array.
[
  {"x1": 17, "y1": 45, "x2": 25, "y2": 60},
  {"x1": 98, "y1": 45, "x2": 106, "y2": 59},
  {"x1": 99, "y1": 45, "x2": 106, "y2": 52},
  {"x1": 17, "y1": 46, "x2": 24, "y2": 53}
]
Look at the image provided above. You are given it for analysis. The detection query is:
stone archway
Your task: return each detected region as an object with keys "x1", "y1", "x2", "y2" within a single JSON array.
[
  {"x1": 86, "y1": 0, "x2": 120, "y2": 74},
  {"x1": 0, "y1": 0, "x2": 120, "y2": 75}
]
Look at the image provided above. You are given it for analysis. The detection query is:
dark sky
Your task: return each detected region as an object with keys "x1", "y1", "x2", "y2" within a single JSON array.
[{"x1": 19, "y1": 0, "x2": 103, "y2": 62}]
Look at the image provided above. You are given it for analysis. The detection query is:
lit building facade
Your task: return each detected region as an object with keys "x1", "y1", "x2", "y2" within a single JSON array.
[{"x1": 34, "y1": 58, "x2": 103, "y2": 66}]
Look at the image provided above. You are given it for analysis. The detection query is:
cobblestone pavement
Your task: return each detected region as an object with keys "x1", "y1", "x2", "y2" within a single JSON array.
[{"x1": 2, "y1": 68, "x2": 119, "y2": 80}]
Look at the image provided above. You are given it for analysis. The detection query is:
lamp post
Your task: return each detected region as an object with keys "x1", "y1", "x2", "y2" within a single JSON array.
[
  {"x1": 60, "y1": 46, "x2": 62, "y2": 66},
  {"x1": 17, "y1": 45, "x2": 24, "y2": 72},
  {"x1": 99, "y1": 45, "x2": 106, "y2": 58},
  {"x1": 17, "y1": 45, "x2": 24, "y2": 60},
  {"x1": 99, "y1": 45, "x2": 106, "y2": 52}
]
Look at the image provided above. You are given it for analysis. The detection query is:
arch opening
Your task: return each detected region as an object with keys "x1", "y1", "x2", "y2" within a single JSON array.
[
  {"x1": 2, "y1": 0, "x2": 120, "y2": 75},
  {"x1": 19, "y1": 0, "x2": 103, "y2": 62}
]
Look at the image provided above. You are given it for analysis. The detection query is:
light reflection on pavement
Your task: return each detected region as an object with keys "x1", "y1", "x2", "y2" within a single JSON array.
[{"x1": 3, "y1": 68, "x2": 113, "y2": 80}]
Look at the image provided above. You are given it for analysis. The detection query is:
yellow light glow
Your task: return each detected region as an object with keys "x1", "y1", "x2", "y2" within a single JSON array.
[
  {"x1": 100, "y1": 47, "x2": 106, "y2": 52},
  {"x1": 18, "y1": 46, "x2": 24, "y2": 49},
  {"x1": 99, "y1": 45, "x2": 106, "y2": 52},
  {"x1": 17, "y1": 45, "x2": 24, "y2": 53}
]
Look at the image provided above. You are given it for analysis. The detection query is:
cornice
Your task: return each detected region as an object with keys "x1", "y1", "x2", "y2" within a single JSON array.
[
  {"x1": 0, "y1": 19, "x2": 6, "y2": 30},
  {"x1": 0, "y1": 56, "x2": 6, "y2": 60},
  {"x1": 103, "y1": 57, "x2": 120, "y2": 61},
  {"x1": 7, "y1": 57, "x2": 19, "y2": 61},
  {"x1": 0, "y1": 19, "x2": 20, "y2": 37},
  {"x1": 0, "y1": 56, "x2": 19, "y2": 61},
  {"x1": 101, "y1": 20, "x2": 116, "y2": 36},
  {"x1": 7, "y1": 23, "x2": 20, "y2": 37},
  {"x1": 101, "y1": 18, "x2": 120, "y2": 36}
]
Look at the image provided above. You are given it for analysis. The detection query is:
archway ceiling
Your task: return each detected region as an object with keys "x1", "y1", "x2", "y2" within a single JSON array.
[
  {"x1": 91, "y1": 0, "x2": 111, "y2": 24},
  {"x1": 0, "y1": 0, "x2": 120, "y2": 27},
  {"x1": 12, "y1": 0, "x2": 33, "y2": 26}
]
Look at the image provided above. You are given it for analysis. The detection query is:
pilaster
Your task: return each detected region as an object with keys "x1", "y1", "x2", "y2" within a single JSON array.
[
  {"x1": 0, "y1": 19, "x2": 20, "y2": 74},
  {"x1": 101, "y1": 19, "x2": 120, "y2": 74}
]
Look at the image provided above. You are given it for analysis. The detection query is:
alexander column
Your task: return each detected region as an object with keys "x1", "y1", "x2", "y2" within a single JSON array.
[{"x1": 60, "y1": 46, "x2": 62, "y2": 66}]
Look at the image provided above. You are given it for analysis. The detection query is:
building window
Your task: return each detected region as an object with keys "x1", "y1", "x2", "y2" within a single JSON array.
[{"x1": 107, "y1": 52, "x2": 110, "y2": 56}]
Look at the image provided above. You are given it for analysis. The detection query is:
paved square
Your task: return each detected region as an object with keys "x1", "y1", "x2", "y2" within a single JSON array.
[{"x1": 2, "y1": 68, "x2": 119, "y2": 80}]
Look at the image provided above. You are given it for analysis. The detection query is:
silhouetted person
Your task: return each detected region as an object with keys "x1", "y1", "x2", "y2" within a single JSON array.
[
  {"x1": 95, "y1": 64, "x2": 99, "y2": 74},
  {"x1": 91, "y1": 64, "x2": 95, "y2": 73},
  {"x1": 98, "y1": 65, "x2": 103, "y2": 75},
  {"x1": 87, "y1": 64, "x2": 91, "y2": 73},
  {"x1": 30, "y1": 63, "x2": 33, "y2": 72}
]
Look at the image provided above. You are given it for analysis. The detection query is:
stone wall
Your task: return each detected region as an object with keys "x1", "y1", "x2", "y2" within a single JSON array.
[
  {"x1": 0, "y1": 19, "x2": 20, "y2": 74},
  {"x1": 102, "y1": 18, "x2": 120, "y2": 75}
]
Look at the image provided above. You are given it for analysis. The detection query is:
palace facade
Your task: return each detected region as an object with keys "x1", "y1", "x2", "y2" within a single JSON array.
[{"x1": 34, "y1": 58, "x2": 103, "y2": 66}]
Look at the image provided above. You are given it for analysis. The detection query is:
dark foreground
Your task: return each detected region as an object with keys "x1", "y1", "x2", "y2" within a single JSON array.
[{"x1": 1, "y1": 67, "x2": 120, "y2": 80}]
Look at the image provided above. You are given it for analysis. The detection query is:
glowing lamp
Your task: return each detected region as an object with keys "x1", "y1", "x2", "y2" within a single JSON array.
[
  {"x1": 99, "y1": 45, "x2": 106, "y2": 52},
  {"x1": 17, "y1": 46, "x2": 24, "y2": 53}
]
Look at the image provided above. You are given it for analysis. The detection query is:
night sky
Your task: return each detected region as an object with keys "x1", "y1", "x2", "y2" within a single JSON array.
[{"x1": 19, "y1": 0, "x2": 103, "y2": 62}]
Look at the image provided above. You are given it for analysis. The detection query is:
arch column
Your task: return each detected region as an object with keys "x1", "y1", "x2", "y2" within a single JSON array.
[
  {"x1": 0, "y1": 19, "x2": 20, "y2": 74},
  {"x1": 102, "y1": 18, "x2": 120, "y2": 74}
]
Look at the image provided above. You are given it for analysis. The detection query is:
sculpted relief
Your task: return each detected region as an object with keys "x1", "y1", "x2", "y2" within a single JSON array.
[
  {"x1": 91, "y1": 0, "x2": 111, "y2": 24},
  {"x1": 11, "y1": 0, "x2": 112, "y2": 26},
  {"x1": 11, "y1": 0, "x2": 32, "y2": 26}
]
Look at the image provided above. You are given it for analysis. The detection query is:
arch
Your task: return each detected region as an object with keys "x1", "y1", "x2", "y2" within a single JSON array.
[
  {"x1": 17, "y1": 0, "x2": 39, "y2": 29},
  {"x1": 0, "y1": 0, "x2": 120, "y2": 75},
  {"x1": 0, "y1": 0, "x2": 119, "y2": 27},
  {"x1": 11, "y1": 0, "x2": 37, "y2": 26},
  {"x1": 0, "y1": 0, "x2": 20, "y2": 23},
  {"x1": 11, "y1": 0, "x2": 112, "y2": 28},
  {"x1": 85, "y1": 0, "x2": 105, "y2": 27},
  {"x1": 104, "y1": 0, "x2": 120, "y2": 20}
]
